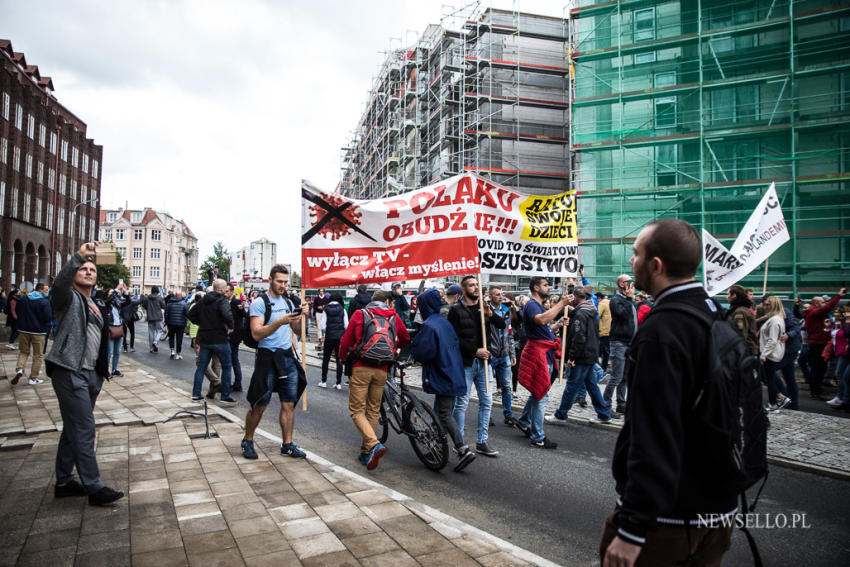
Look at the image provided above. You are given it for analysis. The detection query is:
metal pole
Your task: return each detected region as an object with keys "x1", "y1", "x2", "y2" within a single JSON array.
[
  {"x1": 477, "y1": 273, "x2": 490, "y2": 394},
  {"x1": 301, "y1": 287, "x2": 307, "y2": 411}
]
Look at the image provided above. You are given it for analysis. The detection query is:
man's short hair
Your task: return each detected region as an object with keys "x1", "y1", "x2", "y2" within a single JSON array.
[
  {"x1": 595, "y1": 292, "x2": 606, "y2": 299},
  {"x1": 643, "y1": 218, "x2": 701, "y2": 279},
  {"x1": 761, "y1": 293, "x2": 772, "y2": 303},
  {"x1": 151, "y1": 285, "x2": 159, "y2": 294},
  {"x1": 728, "y1": 284, "x2": 746, "y2": 299},
  {"x1": 489, "y1": 285, "x2": 501, "y2": 293},
  {"x1": 227, "y1": 284, "x2": 235, "y2": 292},
  {"x1": 269, "y1": 264, "x2": 289, "y2": 280},
  {"x1": 529, "y1": 276, "x2": 546, "y2": 292},
  {"x1": 35, "y1": 282, "x2": 48, "y2": 292},
  {"x1": 357, "y1": 284, "x2": 368, "y2": 293},
  {"x1": 461, "y1": 275, "x2": 477, "y2": 285},
  {"x1": 372, "y1": 290, "x2": 391, "y2": 303},
  {"x1": 573, "y1": 287, "x2": 588, "y2": 300}
]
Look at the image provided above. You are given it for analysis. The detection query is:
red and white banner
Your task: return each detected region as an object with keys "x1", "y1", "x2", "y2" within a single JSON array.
[{"x1": 301, "y1": 173, "x2": 579, "y2": 287}]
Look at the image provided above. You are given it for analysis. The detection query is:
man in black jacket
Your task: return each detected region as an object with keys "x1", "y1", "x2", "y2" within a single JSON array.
[
  {"x1": 600, "y1": 219, "x2": 735, "y2": 567},
  {"x1": 188, "y1": 279, "x2": 235, "y2": 404},
  {"x1": 605, "y1": 274, "x2": 637, "y2": 417},
  {"x1": 225, "y1": 284, "x2": 245, "y2": 391},
  {"x1": 347, "y1": 284, "x2": 371, "y2": 318},
  {"x1": 546, "y1": 288, "x2": 611, "y2": 424},
  {"x1": 448, "y1": 275, "x2": 505, "y2": 457}
]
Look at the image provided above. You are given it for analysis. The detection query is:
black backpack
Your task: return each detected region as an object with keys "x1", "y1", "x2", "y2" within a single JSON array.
[
  {"x1": 242, "y1": 293, "x2": 272, "y2": 349},
  {"x1": 354, "y1": 309, "x2": 397, "y2": 366}
]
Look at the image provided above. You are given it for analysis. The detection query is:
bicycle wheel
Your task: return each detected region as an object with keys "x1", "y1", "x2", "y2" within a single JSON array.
[
  {"x1": 378, "y1": 403, "x2": 389, "y2": 444},
  {"x1": 404, "y1": 400, "x2": 449, "y2": 471}
]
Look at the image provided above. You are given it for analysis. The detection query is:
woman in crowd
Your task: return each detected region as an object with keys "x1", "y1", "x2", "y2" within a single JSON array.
[{"x1": 760, "y1": 295, "x2": 791, "y2": 412}]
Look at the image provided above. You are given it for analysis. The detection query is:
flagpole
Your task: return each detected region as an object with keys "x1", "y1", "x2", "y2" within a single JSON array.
[
  {"x1": 558, "y1": 307, "x2": 567, "y2": 384},
  {"x1": 301, "y1": 287, "x2": 307, "y2": 412},
  {"x1": 762, "y1": 258, "x2": 769, "y2": 296},
  {"x1": 477, "y1": 273, "x2": 490, "y2": 394}
]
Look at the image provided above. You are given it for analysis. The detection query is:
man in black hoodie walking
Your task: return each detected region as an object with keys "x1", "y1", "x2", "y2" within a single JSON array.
[
  {"x1": 600, "y1": 219, "x2": 735, "y2": 567},
  {"x1": 188, "y1": 279, "x2": 235, "y2": 404}
]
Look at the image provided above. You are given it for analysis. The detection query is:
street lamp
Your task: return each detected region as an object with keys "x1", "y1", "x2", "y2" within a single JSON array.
[{"x1": 72, "y1": 197, "x2": 98, "y2": 248}]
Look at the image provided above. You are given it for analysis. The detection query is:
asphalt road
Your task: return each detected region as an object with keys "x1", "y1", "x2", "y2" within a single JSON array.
[{"x1": 122, "y1": 333, "x2": 850, "y2": 566}]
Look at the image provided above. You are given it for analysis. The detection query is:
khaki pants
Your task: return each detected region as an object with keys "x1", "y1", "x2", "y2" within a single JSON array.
[
  {"x1": 17, "y1": 333, "x2": 46, "y2": 379},
  {"x1": 599, "y1": 509, "x2": 732, "y2": 567},
  {"x1": 348, "y1": 365, "x2": 387, "y2": 453}
]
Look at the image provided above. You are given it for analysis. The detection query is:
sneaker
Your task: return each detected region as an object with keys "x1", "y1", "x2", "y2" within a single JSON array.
[
  {"x1": 343, "y1": 380, "x2": 350, "y2": 386},
  {"x1": 513, "y1": 420, "x2": 531, "y2": 437},
  {"x1": 358, "y1": 452, "x2": 369, "y2": 466},
  {"x1": 191, "y1": 396, "x2": 203, "y2": 401},
  {"x1": 231, "y1": 385, "x2": 243, "y2": 392},
  {"x1": 544, "y1": 414, "x2": 568, "y2": 426},
  {"x1": 152, "y1": 344, "x2": 158, "y2": 353},
  {"x1": 219, "y1": 397, "x2": 237, "y2": 406},
  {"x1": 611, "y1": 412, "x2": 624, "y2": 420},
  {"x1": 531, "y1": 437, "x2": 558, "y2": 449},
  {"x1": 170, "y1": 349, "x2": 175, "y2": 358},
  {"x1": 454, "y1": 447, "x2": 476, "y2": 473},
  {"x1": 475, "y1": 441, "x2": 499, "y2": 457},
  {"x1": 241, "y1": 439, "x2": 258, "y2": 460},
  {"x1": 130, "y1": 347, "x2": 135, "y2": 353},
  {"x1": 207, "y1": 383, "x2": 221, "y2": 399},
  {"x1": 317, "y1": 381, "x2": 327, "y2": 388},
  {"x1": 55, "y1": 480, "x2": 87, "y2": 498},
  {"x1": 826, "y1": 396, "x2": 843, "y2": 407},
  {"x1": 577, "y1": 398, "x2": 588, "y2": 408},
  {"x1": 282, "y1": 443, "x2": 307, "y2": 459},
  {"x1": 365, "y1": 442, "x2": 386, "y2": 470},
  {"x1": 28, "y1": 378, "x2": 44, "y2": 385},
  {"x1": 88, "y1": 486, "x2": 124, "y2": 506},
  {"x1": 12, "y1": 369, "x2": 23, "y2": 385},
  {"x1": 504, "y1": 416, "x2": 517, "y2": 427},
  {"x1": 765, "y1": 405, "x2": 780, "y2": 413},
  {"x1": 589, "y1": 416, "x2": 612, "y2": 424},
  {"x1": 111, "y1": 370, "x2": 123, "y2": 378},
  {"x1": 6, "y1": 343, "x2": 18, "y2": 350},
  {"x1": 123, "y1": 347, "x2": 128, "y2": 353},
  {"x1": 334, "y1": 384, "x2": 342, "y2": 390},
  {"x1": 176, "y1": 353, "x2": 183, "y2": 360},
  {"x1": 777, "y1": 397, "x2": 792, "y2": 409}
]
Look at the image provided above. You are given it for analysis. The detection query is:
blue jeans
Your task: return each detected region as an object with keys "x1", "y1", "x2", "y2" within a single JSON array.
[
  {"x1": 491, "y1": 355, "x2": 513, "y2": 418},
  {"x1": 518, "y1": 358, "x2": 553, "y2": 443},
  {"x1": 555, "y1": 364, "x2": 611, "y2": 420},
  {"x1": 453, "y1": 358, "x2": 493, "y2": 444},
  {"x1": 603, "y1": 340, "x2": 628, "y2": 412},
  {"x1": 107, "y1": 336, "x2": 122, "y2": 374},
  {"x1": 257, "y1": 353, "x2": 299, "y2": 405},
  {"x1": 763, "y1": 359, "x2": 786, "y2": 406},
  {"x1": 775, "y1": 350, "x2": 800, "y2": 409},
  {"x1": 836, "y1": 355, "x2": 850, "y2": 403},
  {"x1": 193, "y1": 343, "x2": 232, "y2": 398},
  {"x1": 599, "y1": 336, "x2": 610, "y2": 370}
]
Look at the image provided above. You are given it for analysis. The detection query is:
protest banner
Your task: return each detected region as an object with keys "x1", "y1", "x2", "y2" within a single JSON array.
[
  {"x1": 703, "y1": 183, "x2": 790, "y2": 296},
  {"x1": 301, "y1": 173, "x2": 579, "y2": 287}
]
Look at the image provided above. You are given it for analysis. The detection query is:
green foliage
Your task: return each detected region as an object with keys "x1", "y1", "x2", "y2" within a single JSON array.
[
  {"x1": 96, "y1": 251, "x2": 132, "y2": 290},
  {"x1": 200, "y1": 241, "x2": 230, "y2": 282}
]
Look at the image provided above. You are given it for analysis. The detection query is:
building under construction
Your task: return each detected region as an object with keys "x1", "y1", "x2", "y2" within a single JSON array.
[
  {"x1": 339, "y1": 7, "x2": 571, "y2": 201},
  {"x1": 570, "y1": 0, "x2": 849, "y2": 295}
]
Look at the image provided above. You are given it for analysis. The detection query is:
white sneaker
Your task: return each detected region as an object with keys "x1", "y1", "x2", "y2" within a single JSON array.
[
  {"x1": 334, "y1": 384, "x2": 342, "y2": 390},
  {"x1": 176, "y1": 354, "x2": 183, "y2": 360},
  {"x1": 6, "y1": 343, "x2": 17, "y2": 350},
  {"x1": 170, "y1": 349, "x2": 176, "y2": 358},
  {"x1": 544, "y1": 414, "x2": 568, "y2": 425},
  {"x1": 826, "y1": 396, "x2": 843, "y2": 406},
  {"x1": 317, "y1": 382, "x2": 327, "y2": 388},
  {"x1": 28, "y1": 378, "x2": 44, "y2": 385},
  {"x1": 12, "y1": 369, "x2": 24, "y2": 385}
]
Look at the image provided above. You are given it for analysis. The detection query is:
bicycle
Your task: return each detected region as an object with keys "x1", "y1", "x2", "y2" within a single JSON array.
[{"x1": 377, "y1": 359, "x2": 449, "y2": 471}]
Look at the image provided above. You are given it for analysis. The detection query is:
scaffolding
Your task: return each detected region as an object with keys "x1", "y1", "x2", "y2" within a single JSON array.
[
  {"x1": 570, "y1": 0, "x2": 850, "y2": 295},
  {"x1": 339, "y1": 4, "x2": 572, "y2": 200}
]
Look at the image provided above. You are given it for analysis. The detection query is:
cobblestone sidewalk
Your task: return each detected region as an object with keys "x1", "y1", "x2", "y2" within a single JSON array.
[{"x1": 0, "y1": 354, "x2": 557, "y2": 567}]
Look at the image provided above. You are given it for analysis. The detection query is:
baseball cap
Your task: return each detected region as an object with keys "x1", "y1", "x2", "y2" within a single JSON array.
[{"x1": 446, "y1": 284, "x2": 463, "y2": 296}]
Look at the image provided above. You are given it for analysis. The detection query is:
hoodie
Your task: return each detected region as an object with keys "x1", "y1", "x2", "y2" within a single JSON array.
[
  {"x1": 347, "y1": 291, "x2": 372, "y2": 318},
  {"x1": 187, "y1": 291, "x2": 233, "y2": 344},
  {"x1": 165, "y1": 295, "x2": 189, "y2": 327},
  {"x1": 339, "y1": 301, "x2": 410, "y2": 370},
  {"x1": 410, "y1": 289, "x2": 467, "y2": 397},
  {"x1": 142, "y1": 292, "x2": 165, "y2": 322},
  {"x1": 16, "y1": 291, "x2": 53, "y2": 335}
]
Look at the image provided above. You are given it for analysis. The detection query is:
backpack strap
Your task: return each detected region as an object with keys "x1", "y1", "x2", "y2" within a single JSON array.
[{"x1": 261, "y1": 293, "x2": 272, "y2": 326}]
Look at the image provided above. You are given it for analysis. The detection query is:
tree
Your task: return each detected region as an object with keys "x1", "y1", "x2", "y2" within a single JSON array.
[
  {"x1": 290, "y1": 270, "x2": 301, "y2": 288},
  {"x1": 96, "y1": 251, "x2": 132, "y2": 290},
  {"x1": 200, "y1": 241, "x2": 230, "y2": 283}
]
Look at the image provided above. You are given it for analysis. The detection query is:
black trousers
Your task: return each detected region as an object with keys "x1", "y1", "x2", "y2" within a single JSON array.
[
  {"x1": 168, "y1": 325, "x2": 185, "y2": 353},
  {"x1": 435, "y1": 394, "x2": 464, "y2": 450},
  {"x1": 123, "y1": 320, "x2": 135, "y2": 349},
  {"x1": 808, "y1": 343, "x2": 827, "y2": 396},
  {"x1": 321, "y1": 337, "x2": 343, "y2": 384}
]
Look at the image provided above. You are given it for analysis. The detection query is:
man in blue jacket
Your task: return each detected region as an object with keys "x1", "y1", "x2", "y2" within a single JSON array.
[
  {"x1": 410, "y1": 289, "x2": 476, "y2": 472},
  {"x1": 12, "y1": 282, "x2": 53, "y2": 385}
]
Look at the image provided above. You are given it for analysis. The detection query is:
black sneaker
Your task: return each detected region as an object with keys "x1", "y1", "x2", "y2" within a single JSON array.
[
  {"x1": 577, "y1": 398, "x2": 588, "y2": 408},
  {"x1": 88, "y1": 486, "x2": 124, "y2": 506},
  {"x1": 513, "y1": 420, "x2": 531, "y2": 438},
  {"x1": 504, "y1": 416, "x2": 517, "y2": 427},
  {"x1": 206, "y1": 383, "x2": 221, "y2": 399},
  {"x1": 55, "y1": 480, "x2": 87, "y2": 498},
  {"x1": 152, "y1": 344, "x2": 158, "y2": 353},
  {"x1": 531, "y1": 437, "x2": 558, "y2": 449},
  {"x1": 219, "y1": 397, "x2": 237, "y2": 406},
  {"x1": 111, "y1": 370, "x2": 124, "y2": 378},
  {"x1": 454, "y1": 447, "x2": 476, "y2": 473},
  {"x1": 231, "y1": 385, "x2": 243, "y2": 392},
  {"x1": 12, "y1": 369, "x2": 23, "y2": 385},
  {"x1": 475, "y1": 441, "x2": 499, "y2": 457}
]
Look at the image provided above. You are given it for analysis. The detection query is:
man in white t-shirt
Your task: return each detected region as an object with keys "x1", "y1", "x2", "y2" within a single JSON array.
[{"x1": 241, "y1": 265, "x2": 305, "y2": 460}]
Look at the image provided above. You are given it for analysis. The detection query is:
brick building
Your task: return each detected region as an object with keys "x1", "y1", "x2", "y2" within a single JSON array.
[
  {"x1": 0, "y1": 39, "x2": 103, "y2": 291},
  {"x1": 98, "y1": 208, "x2": 199, "y2": 295}
]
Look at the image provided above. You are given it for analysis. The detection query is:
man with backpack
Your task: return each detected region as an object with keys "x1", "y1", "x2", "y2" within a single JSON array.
[
  {"x1": 601, "y1": 218, "x2": 764, "y2": 567},
  {"x1": 141, "y1": 286, "x2": 165, "y2": 353},
  {"x1": 187, "y1": 279, "x2": 236, "y2": 405},
  {"x1": 339, "y1": 290, "x2": 410, "y2": 470}
]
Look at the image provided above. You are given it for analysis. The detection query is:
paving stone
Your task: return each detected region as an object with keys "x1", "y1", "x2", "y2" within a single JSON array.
[
  {"x1": 130, "y1": 500, "x2": 176, "y2": 520},
  {"x1": 342, "y1": 531, "x2": 400, "y2": 558},
  {"x1": 313, "y1": 501, "x2": 361, "y2": 523},
  {"x1": 175, "y1": 500, "x2": 222, "y2": 521},
  {"x1": 74, "y1": 546, "x2": 133, "y2": 567},
  {"x1": 288, "y1": 531, "x2": 347, "y2": 559},
  {"x1": 21, "y1": 527, "x2": 80, "y2": 554},
  {"x1": 387, "y1": 526, "x2": 451, "y2": 557},
  {"x1": 178, "y1": 513, "x2": 228, "y2": 536},
  {"x1": 361, "y1": 501, "x2": 412, "y2": 523},
  {"x1": 326, "y1": 515, "x2": 383, "y2": 540},
  {"x1": 221, "y1": 501, "x2": 267, "y2": 522},
  {"x1": 235, "y1": 531, "x2": 292, "y2": 558},
  {"x1": 186, "y1": 547, "x2": 245, "y2": 567},
  {"x1": 477, "y1": 551, "x2": 533, "y2": 566},
  {"x1": 132, "y1": 547, "x2": 189, "y2": 567},
  {"x1": 358, "y1": 549, "x2": 419, "y2": 567},
  {"x1": 300, "y1": 549, "x2": 361, "y2": 567},
  {"x1": 182, "y1": 529, "x2": 238, "y2": 555},
  {"x1": 415, "y1": 546, "x2": 482, "y2": 567},
  {"x1": 268, "y1": 502, "x2": 314, "y2": 524},
  {"x1": 228, "y1": 515, "x2": 280, "y2": 539},
  {"x1": 76, "y1": 528, "x2": 130, "y2": 554},
  {"x1": 346, "y1": 489, "x2": 393, "y2": 507},
  {"x1": 302, "y1": 489, "x2": 349, "y2": 507},
  {"x1": 280, "y1": 516, "x2": 330, "y2": 540},
  {"x1": 17, "y1": 546, "x2": 76, "y2": 567},
  {"x1": 452, "y1": 534, "x2": 502, "y2": 558},
  {"x1": 243, "y1": 549, "x2": 301, "y2": 567},
  {"x1": 131, "y1": 527, "x2": 184, "y2": 554}
]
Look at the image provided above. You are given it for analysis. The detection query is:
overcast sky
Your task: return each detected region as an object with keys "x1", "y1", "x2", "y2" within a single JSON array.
[{"x1": 2, "y1": 0, "x2": 564, "y2": 271}]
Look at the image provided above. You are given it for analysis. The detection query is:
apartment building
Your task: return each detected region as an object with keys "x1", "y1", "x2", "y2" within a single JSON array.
[{"x1": 230, "y1": 237, "x2": 278, "y2": 284}]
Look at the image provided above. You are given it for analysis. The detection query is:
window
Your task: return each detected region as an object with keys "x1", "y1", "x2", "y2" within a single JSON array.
[
  {"x1": 103, "y1": 229, "x2": 112, "y2": 240},
  {"x1": 70, "y1": 180, "x2": 78, "y2": 200},
  {"x1": 49, "y1": 132, "x2": 57, "y2": 154},
  {"x1": 11, "y1": 187, "x2": 18, "y2": 217},
  {"x1": 79, "y1": 219, "x2": 84, "y2": 239},
  {"x1": 656, "y1": 144, "x2": 677, "y2": 186},
  {"x1": 25, "y1": 154, "x2": 32, "y2": 178},
  {"x1": 90, "y1": 224, "x2": 94, "y2": 240},
  {"x1": 71, "y1": 147, "x2": 79, "y2": 168},
  {"x1": 12, "y1": 146, "x2": 20, "y2": 171},
  {"x1": 27, "y1": 115, "x2": 35, "y2": 139},
  {"x1": 151, "y1": 230, "x2": 162, "y2": 241},
  {"x1": 107, "y1": 212, "x2": 118, "y2": 223},
  {"x1": 15, "y1": 104, "x2": 22, "y2": 129},
  {"x1": 133, "y1": 229, "x2": 143, "y2": 240},
  {"x1": 37, "y1": 161, "x2": 44, "y2": 184},
  {"x1": 39, "y1": 124, "x2": 46, "y2": 147},
  {"x1": 655, "y1": 97, "x2": 677, "y2": 127},
  {"x1": 81, "y1": 186, "x2": 87, "y2": 203},
  {"x1": 23, "y1": 194, "x2": 30, "y2": 222},
  {"x1": 46, "y1": 203, "x2": 53, "y2": 230},
  {"x1": 634, "y1": 8, "x2": 655, "y2": 42},
  {"x1": 151, "y1": 248, "x2": 161, "y2": 259},
  {"x1": 1, "y1": 92, "x2": 8, "y2": 120},
  {"x1": 133, "y1": 247, "x2": 142, "y2": 259},
  {"x1": 35, "y1": 199, "x2": 42, "y2": 226},
  {"x1": 115, "y1": 228, "x2": 126, "y2": 240},
  {"x1": 0, "y1": 182, "x2": 4, "y2": 215},
  {"x1": 132, "y1": 284, "x2": 141, "y2": 295},
  {"x1": 710, "y1": 85, "x2": 759, "y2": 124},
  {"x1": 654, "y1": 71, "x2": 676, "y2": 89},
  {"x1": 634, "y1": 51, "x2": 656, "y2": 64},
  {"x1": 57, "y1": 172, "x2": 64, "y2": 193},
  {"x1": 0, "y1": 137, "x2": 6, "y2": 163},
  {"x1": 150, "y1": 267, "x2": 160, "y2": 278},
  {"x1": 92, "y1": 160, "x2": 99, "y2": 179},
  {"x1": 61, "y1": 140, "x2": 68, "y2": 161},
  {"x1": 132, "y1": 266, "x2": 142, "y2": 278},
  {"x1": 117, "y1": 247, "x2": 126, "y2": 258},
  {"x1": 57, "y1": 212, "x2": 64, "y2": 235},
  {"x1": 82, "y1": 154, "x2": 89, "y2": 173},
  {"x1": 131, "y1": 212, "x2": 142, "y2": 223}
]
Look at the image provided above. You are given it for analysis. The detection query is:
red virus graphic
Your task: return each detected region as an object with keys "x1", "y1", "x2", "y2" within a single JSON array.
[{"x1": 309, "y1": 193, "x2": 362, "y2": 241}]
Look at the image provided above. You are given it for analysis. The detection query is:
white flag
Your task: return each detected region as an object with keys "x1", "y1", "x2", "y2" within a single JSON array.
[{"x1": 702, "y1": 183, "x2": 790, "y2": 296}]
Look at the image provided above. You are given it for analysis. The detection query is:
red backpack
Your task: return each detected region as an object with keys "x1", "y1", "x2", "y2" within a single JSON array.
[{"x1": 354, "y1": 309, "x2": 397, "y2": 366}]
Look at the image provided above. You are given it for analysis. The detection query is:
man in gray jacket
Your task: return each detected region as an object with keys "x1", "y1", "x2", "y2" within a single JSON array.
[
  {"x1": 45, "y1": 242, "x2": 124, "y2": 506},
  {"x1": 142, "y1": 285, "x2": 165, "y2": 353}
]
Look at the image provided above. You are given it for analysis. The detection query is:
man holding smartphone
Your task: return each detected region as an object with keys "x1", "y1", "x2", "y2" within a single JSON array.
[{"x1": 606, "y1": 274, "x2": 638, "y2": 418}]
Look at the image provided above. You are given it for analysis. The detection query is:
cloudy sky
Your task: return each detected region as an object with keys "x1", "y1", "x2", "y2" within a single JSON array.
[{"x1": 3, "y1": 0, "x2": 564, "y2": 270}]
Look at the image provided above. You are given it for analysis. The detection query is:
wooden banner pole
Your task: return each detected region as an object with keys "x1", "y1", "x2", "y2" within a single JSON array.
[
  {"x1": 477, "y1": 273, "x2": 490, "y2": 394},
  {"x1": 300, "y1": 288, "x2": 307, "y2": 412},
  {"x1": 762, "y1": 258, "x2": 769, "y2": 296},
  {"x1": 558, "y1": 306, "x2": 567, "y2": 384}
]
